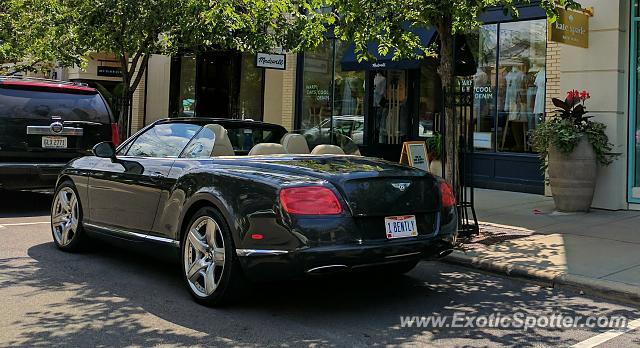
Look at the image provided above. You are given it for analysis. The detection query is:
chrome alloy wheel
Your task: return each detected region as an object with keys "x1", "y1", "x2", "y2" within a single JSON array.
[
  {"x1": 51, "y1": 187, "x2": 79, "y2": 246},
  {"x1": 183, "y1": 216, "x2": 226, "y2": 297}
]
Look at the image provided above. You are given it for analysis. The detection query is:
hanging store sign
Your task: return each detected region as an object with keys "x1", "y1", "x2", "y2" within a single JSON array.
[
  {"x1": 256, "y1": 53, "x2": 286, "y2": 70},
  {"x1": 97, "y1": 66, "x2": 122, "y2": 77},
  {"x1": 549, "y1": 8, "x2": 589, "y2": 48}
]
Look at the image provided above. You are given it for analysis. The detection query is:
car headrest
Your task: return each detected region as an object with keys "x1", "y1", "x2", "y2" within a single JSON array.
[
  {"x1": 311, "y1": 144, "x2": 346, "y2": 155},
  {"x1": 204, "y1": 124, "x2": 235, "y2": 156},
  {"x1": 281, "y1": 133, "x2": 310, "y2": 154},
  {"x1": 248, "y1": 143, "x2": 287, "y2": 156}
]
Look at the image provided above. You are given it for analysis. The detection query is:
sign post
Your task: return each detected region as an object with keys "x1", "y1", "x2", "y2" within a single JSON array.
[{"x1": 399, "y1": 141, "x2": 430, "y2": 172}]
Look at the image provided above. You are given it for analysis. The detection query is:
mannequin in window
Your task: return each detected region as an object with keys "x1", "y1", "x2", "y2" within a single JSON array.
[
  {"x1": 501, "y1": 65, "x2": 526, "y2": 151},
  {"x1": 504, "y1": 65, "x2": 524, "y2": 116},
  {"x1": 474, "y1": 66, "x2": 488, "y2": 86},
  {"x1": 373, "y1": 72, "x2": 386, "y2": 107},
  {"x1": 533, "y1": 67, "x2": 546, "y2": 127},
  {"x1": 373, "y1": 72, "x2": 387, "y2": 142}
]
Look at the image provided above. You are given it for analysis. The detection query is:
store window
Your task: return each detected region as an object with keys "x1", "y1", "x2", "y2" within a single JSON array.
[
  {"x1": 299, "y1": 40, "x2": 334, "y2": 148},
  {"x1": 469, "y1": 20, "x2": 546, "y2": 153},
  {"x1": 333, "y1": 41, "x2": 365, "y2": 145},
  {"x1": 299, "y1": 40, "x2": 366, "y2": 149},
  {"x1": 497, "y1": 20, "x2": 547, "y2": 153},
  {"x1": 470, "y1": 24, "x2": 498, "y2": 151}
]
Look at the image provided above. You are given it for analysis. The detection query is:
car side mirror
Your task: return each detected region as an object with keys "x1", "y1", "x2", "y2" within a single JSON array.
[{"x1": 93, "y1": 141, "x2": 116, "y2": 159}]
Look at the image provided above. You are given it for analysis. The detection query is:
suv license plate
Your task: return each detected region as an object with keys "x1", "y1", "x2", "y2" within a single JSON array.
[
  {"x1": 385, "y1": 215, "x2": 418, "y2": 239},
  {"x1": 42, "y1": 136, "x2": 67, "y2": 149}
]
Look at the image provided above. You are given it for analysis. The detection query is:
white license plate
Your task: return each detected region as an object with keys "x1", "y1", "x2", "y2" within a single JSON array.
[
  {"x1": 42, "y1": 136, "x2": 67, "y2": 149},
  {"x1": 385, "y1": 215, "x2": 418, "y2": 239}
]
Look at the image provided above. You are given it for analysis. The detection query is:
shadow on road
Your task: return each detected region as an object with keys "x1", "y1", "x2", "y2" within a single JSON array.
[
  {"x1": 0, "y1": 241, "x2": 636, "y2": 347},
  {"x1": 0, "y1": 190, "x2": 52, "y2": 218}
]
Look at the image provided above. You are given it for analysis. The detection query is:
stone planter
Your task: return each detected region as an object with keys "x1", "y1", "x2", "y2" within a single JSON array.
[
  {"x1": 548, "y1": 136, "x2": 597, "y2": 212},
  {"x1": 429, "y1": 159, "x2": 442, "y2": 177}
]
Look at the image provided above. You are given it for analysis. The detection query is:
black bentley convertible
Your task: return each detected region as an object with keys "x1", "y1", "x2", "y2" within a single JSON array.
[{"x1": 51, "y1": 118, "x2": 458, "y2": 306}]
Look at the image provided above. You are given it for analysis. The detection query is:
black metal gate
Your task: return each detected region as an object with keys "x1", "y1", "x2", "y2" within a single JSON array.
[{"x1": 440, "y1": 79, "x2": 479, "y2": 237}]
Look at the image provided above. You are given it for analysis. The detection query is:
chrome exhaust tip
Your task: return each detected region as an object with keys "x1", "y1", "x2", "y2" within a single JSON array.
[
  {"x1": 306, "y1": 264, "x2": 348, "y2": 275},
  {"x1": 437, "y1": 248, "x2": 454, "y2": 258}
]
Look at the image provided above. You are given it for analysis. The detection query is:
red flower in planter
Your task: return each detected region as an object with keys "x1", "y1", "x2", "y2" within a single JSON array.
[
  {"x1": 553, "y1": 89, "x2": 593, "y2": 126},
  {"x1": 580, "y1": 90, "x2": 590, "y2": 101}
]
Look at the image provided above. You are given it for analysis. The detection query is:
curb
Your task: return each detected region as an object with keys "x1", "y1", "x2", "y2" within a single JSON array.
[{"x1": 444, "y1": 251, "x2": 640, "y2": 305}]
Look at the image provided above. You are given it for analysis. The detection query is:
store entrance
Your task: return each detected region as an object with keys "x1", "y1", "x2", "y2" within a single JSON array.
[
  {"x1": 364, "y1": 69, "x2": 416, "y2": 161},
  {"x1": 195, "y1": 51, "x2": 239, "y2": 118}
]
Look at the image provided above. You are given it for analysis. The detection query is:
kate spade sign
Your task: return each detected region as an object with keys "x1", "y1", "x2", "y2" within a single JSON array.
[
  {"x1": 256, "y1": 53, "x2": 286, "y2": 70},
  {"x1": 549, "y1": 8, "x2": 589, "y2": 48}
]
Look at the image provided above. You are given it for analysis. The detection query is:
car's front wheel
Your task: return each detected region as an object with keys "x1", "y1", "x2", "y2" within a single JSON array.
[
  {"x1": 181, "y1": 207, "x2": 244, "y2": 306},
  {"x1": 51, "y1": 181, "x2": 87, "y2": 251}
]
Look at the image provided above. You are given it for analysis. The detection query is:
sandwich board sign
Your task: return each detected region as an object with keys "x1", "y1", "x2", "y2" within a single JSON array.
[{"x1": 399, "y1": 141, "x2": 429, "y2": 172}]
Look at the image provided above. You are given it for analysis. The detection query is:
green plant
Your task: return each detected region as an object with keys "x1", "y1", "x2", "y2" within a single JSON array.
[
  {"x1": 533, "y1": 90, "x2": 617, "y2": 167},
  {"x1": 427, "y1": 132, "x2": 443, "y2": 162}
]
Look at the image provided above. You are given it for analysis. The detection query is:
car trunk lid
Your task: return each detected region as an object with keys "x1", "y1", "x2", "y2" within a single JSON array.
[{"x1": 248, "y1": 156, "x2": 441, "y2": 217}]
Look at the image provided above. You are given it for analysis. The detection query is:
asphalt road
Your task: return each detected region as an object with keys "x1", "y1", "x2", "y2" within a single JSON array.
[{"x1": 0, "y1": 190, "x2": 639, "y2": 347}]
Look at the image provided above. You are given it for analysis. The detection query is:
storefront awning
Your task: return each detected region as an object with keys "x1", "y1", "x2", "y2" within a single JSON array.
[{"x1": 340, "y1": 27, "x2": 437, "y2": 71}]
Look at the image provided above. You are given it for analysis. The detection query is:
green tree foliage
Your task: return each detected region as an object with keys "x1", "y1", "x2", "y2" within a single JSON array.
[
  {"x1": 65, "y1": 0, "x2": 330, "y2": 136},
  {"x1": 66, "y1": 0, "x2": 190, "y2": 129},
  {"x1": 0, "y1": 0, "x2": 83, "y2": 74}
]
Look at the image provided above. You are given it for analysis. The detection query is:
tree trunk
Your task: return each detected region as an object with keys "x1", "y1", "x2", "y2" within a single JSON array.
[
  {"x1": 116, "y1": 52, "x2": 149, "y2": 141},
  {"x1": 436, "y1": 21, "x2": 459, "y2": 193},
  {"x1": 118, "y1": 87, "x2": 132, "y2": 141}
]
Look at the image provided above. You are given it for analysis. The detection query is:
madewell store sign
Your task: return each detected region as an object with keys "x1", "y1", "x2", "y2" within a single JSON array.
[
  {"x1": 549, "y1": 8, "x2": 589, "y2": 48},
  {"x1": 256, "y1": 53, "x2": 286, "y2": 70}
]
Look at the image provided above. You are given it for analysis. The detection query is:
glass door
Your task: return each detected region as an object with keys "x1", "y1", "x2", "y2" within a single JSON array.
[{"x1": 370, "y1": 70, "x2": 411, "y2": 142}]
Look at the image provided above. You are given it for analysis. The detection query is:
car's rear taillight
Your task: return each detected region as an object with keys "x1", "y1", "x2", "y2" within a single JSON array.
[
  {"x1": 111, "y1": 123, "x2": 120, "y2": 146},
  {"x1": 279, "y1": 187, "x2": 343, "y2": 215},
  {"x1": 439, "y1": 181, "x2": 456, "y2": 209}
]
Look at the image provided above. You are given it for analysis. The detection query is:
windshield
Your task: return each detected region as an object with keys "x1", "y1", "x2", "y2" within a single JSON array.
[
  {"x1": 296, "y1": 115, "x2": 363, "y2": 155},
  {"x1": 225, "y1": 127, "x2": 283, "y2": 152}
]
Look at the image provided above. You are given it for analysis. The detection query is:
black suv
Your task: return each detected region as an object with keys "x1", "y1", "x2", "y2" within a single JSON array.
[{"x1": 0, "y1": 77, "x2": 119, "y2": 190}]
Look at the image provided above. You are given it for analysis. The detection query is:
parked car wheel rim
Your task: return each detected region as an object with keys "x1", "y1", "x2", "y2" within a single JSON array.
[
  {"x1": 51, "y1": 187, "x2": 79, "y2": 246},
  {"x1": 183, "y1": 216, "x2": 226, "y2": 297}
]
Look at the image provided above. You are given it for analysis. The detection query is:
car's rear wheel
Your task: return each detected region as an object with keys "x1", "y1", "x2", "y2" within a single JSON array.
[
  {"x1": 51, "y1": 181, "x2": 87, "y2": 251},
  {"x1": 181, "y1": 207, "x2": 244, "y2": 306}
]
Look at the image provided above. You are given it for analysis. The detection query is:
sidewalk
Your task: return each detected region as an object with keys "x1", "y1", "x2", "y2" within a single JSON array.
[{"x1": 445, "y1": 189, "x2": 640, "y2": 305}]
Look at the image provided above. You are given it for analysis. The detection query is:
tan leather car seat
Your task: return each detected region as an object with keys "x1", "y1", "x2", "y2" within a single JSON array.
[
  {"x1": 281, "y1": 133, "x2": 310, "y2": 154},
  {"x1": 311, "y1": 144, "x2": 346, "y2": 155},
  {"x1": 204, "y1": 124, "x2": 235, "y2": 156},
  {"x1": 248, "y1": 143, "x2": 287, "y2": 156}
]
